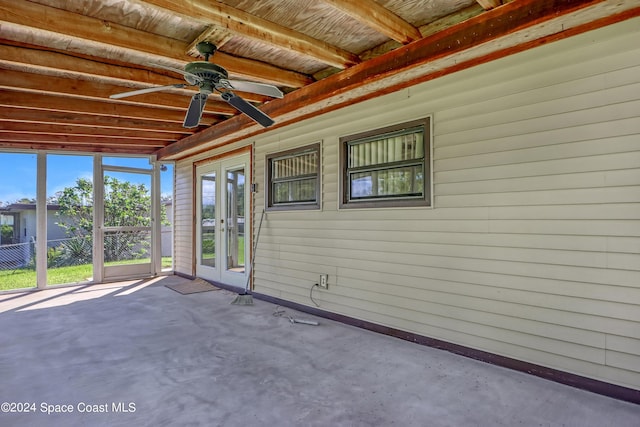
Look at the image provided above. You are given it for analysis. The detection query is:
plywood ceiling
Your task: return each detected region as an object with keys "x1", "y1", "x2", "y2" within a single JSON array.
[{"x1": 0, "y1": 0, "x2": 638, "y2": 159}]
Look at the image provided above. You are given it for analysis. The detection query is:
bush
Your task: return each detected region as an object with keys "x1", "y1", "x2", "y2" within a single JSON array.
[
  {"x1": 55, "y1": 237, "x2": 92, "y2": 267},
  {"x1": 1, "y1": 224, "x2": 14, "y2": 244},
  {"x1": 47, "y1": 247, "x2": 63, "y2": 268}
]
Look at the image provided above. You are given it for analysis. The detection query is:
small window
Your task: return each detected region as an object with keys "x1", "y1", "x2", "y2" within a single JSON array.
[
  {"x1": 266, "y1": 143, "x2": 320, "y2": 210},
  {"x1": 340, "y1": 117, "x2": 431, "y2": 208}
]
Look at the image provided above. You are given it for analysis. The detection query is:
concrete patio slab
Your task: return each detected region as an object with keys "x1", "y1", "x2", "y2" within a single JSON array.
[{"x1": 0, "y1": 275, "x2": 638, "y2": 426}]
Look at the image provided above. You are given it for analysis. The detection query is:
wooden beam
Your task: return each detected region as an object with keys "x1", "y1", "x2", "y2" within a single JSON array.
[
  {"x1": 359, "y1": 4, "x2": 486, "y2": 61},
  {"x1": 476, "y1": 0, "x2": 503, "y2": 10},
  {"x1": 187, "y1": 26, "x2": 234, "y2": 57},
  {"x1": 0, "y1": 68, "x2": 237, "y2": 115},
  {"x1": 156, "y1": 0, "x2": 639, "y2": 159},
  {"x1": 142, "y1": 0, "x2": 360, "y2": 69},
  {"x1": 0, "y1": 122, "x2": 184, "y2": 140},
  {"x1": 0, "y1": 141, "x2": 159, "y2": 154},
  {"x1": 0, "y1": 131, "x2": 168, "y2": 147},
  {"x1": 322, "y1": 0, "x2": 422, "y2": 43},
  {"x1": 0, "y1": 0, "x2": 313, "y2": 88},
  {"x1": 0, "y1": 106, "x2": 201, "y2": 133},
  {"x1": 0, "y1": 90, "x2": 212, "y2": 128},
  {"x1": 0, "y1": 43, "x2": 269, "y2": 104},
  {"x1": 315, "y1": 4, "x2": 485, "y2": 79},
  {"x1": 0, "y1": 43, "x2": 177, "y2": 86}
]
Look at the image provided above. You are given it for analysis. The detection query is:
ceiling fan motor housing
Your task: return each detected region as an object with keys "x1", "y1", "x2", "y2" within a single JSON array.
[{"x1": 185, "y1": 62, "x2": 229, "y2": 94}]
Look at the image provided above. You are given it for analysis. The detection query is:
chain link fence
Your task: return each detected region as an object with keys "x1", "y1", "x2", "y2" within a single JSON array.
[
  {"x1": 1, "y1": 232, "x2": 169, "y2": 272},
  {"x1": 0, "y1": 240, "x2": 34, "y2": 271},
  {"x1": 0, "y1": 236, "x2": 94, "y2": 272}
]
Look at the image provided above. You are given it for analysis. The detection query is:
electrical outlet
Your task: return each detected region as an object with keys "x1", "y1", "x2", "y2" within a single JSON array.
[{"x1": 319, "y1": 274, "x2": 328, "y2": 289}]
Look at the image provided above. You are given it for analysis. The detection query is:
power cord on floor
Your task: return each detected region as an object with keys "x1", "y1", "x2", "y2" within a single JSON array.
[
  {"x1": 273, "y1": 306, "x2": 289, "y2": 319},
  {"x1": 273, "y1": 305, "x2": 319, "y2": 326}
]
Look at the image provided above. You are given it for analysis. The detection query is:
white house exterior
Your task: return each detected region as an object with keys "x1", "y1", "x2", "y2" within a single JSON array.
[
  {"x1": 0, "y1": 204, "x2": 69, "y2": 267},
  {"x1": 173, "y1": 18, "x2": 640, "y2": 394}
]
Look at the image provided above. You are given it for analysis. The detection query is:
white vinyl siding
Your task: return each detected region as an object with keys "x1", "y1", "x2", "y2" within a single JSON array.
[
  {"x1": 174, "y1": 18, "x2": 640, "y2": 391},
  {"x1": 173, "y1": 160, "x2": 194, "y2": 274}
]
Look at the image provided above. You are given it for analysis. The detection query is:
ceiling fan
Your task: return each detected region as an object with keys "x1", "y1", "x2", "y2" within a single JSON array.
[{"x1": 110, "y1": 41, "x2": 283, "y2": 128}]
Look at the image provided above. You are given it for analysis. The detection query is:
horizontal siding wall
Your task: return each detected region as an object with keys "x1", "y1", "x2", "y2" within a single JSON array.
[
  {"x1": 176, "y1": 19, "x2": 640, "y2": 390},
  {"x1": 173, "y1": 159, "x2": 194, "y2": 275}
]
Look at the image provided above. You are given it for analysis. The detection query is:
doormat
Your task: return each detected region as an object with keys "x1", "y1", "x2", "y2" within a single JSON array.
[{"x1": 165, "y1": 278, "x2": 221, "y2": 295}]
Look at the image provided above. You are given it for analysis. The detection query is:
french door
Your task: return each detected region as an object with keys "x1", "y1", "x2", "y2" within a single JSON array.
[{"x1": 196, "y1": 153, "x2": 249, "y2": 289}]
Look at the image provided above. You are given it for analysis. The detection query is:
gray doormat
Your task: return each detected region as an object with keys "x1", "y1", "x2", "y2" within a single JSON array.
[{"x1": 165, "y1": 278, "x2": 220, "y2": 295}]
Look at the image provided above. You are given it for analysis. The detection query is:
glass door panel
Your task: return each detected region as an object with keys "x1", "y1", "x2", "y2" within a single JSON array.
[
  {"x1": 225, "y1": 167, "x2": 245, "y2": 273},
  {"x1": 102, "y1": 168, "x2": 153, "y2": 280},
  {"x1": 200, "y1": 172, "x2": 216, "y2": 268}
]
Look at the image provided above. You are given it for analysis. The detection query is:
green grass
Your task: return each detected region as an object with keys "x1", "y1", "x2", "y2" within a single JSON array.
[
  {"x1": 200, "y1": 237, "x2": 245, "y2": 266},
  {"x1": 48, "y1": 264, "x2": 93, "y2": 286},
  {"x1": 0, "y1": 257, "x2": 173, "y2": 291},
  {"x1": 104, "y1": 257, "x2": 173, "y2": 267}
]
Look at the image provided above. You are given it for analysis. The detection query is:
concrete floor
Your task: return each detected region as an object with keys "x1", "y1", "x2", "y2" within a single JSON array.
[{"x1": 0, "y1": 275, "x2": 638, "y2": 427}]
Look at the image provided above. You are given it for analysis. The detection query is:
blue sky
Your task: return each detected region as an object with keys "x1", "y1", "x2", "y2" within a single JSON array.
[{"x1": 0, "y1": 153, "x2": 173, "y2": 205}]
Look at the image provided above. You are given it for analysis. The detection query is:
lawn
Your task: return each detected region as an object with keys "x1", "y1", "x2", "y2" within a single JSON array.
[{"x1": 0, "y1": 258, "x2": 173, "y2": 291}]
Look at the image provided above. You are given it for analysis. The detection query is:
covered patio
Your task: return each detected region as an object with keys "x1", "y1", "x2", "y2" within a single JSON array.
[
  {"x1": 1, "y1": 275, "x2": 638, "y2": 426},
  {"x1": 1, "y1": 0, "x2": 639, "y2": 419}
]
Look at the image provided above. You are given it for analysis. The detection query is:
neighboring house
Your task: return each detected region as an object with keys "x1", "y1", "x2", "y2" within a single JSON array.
[
  {"x1": 0, "y1": 203, "x2": 69, "y2": 246},
  {"x1": 0, "y1": 203, "x2": 68, "y2": 268},
  {"x1": 173, "y1": 20, "x2": 640, "y2": 398}
]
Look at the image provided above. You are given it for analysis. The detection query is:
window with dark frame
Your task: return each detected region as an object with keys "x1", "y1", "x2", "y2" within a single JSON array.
[
  {"x1": 266, "y1": 143, "x2": 321, "y2": 210},
  {"x1": 340, "y1": 117, "x2": 431, "y2": 208}
]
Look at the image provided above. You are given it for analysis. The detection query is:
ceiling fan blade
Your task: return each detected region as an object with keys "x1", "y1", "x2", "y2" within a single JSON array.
[
  {"x1": 222, "y1": 92, "x2": 275, "y2": 127},
  {"x1": 224, "y1": 80, "x2": 284, "y2": 98},
  {"x1": 150, "y1": 62, "x2": 202, "y2": 83},
  {"x1": 110, "y1": 84, "x2": 185, "y2": 99},
  {"x1": 183, "y1": 93, "x2": 208, "y2": 128}
]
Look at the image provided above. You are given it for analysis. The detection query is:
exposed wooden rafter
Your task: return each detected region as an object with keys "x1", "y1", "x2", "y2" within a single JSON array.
[
  {"x1": 186, "y1": 27, "x2": 234, "y2": 57},
  {"x1": 0, "y1": 0, "x2": 313, "y2": 88},
  {"x1": 0, "y1": 90, "x2": 215, "y2": 127},
  {"x1": 141, "y1": 0, "x2": 360, "y2": 69},
  {"x1": 0, "y1": 141, "x2": 159, "y2": 154},
  {"x1": 0, "y1": 133, "x2": 166, "y2": 147},
  {"x1": 0, "y1": 103, "x2": 200, "y2": 133},
  {"x1": 322, "y1": 0, "x2": 422, "y2": 43},
  {"x1": 0, "y1": 0, "x2": 635, "y2": 157},
  {"x1": 0, "y1": 43, "x2": 269, "y2": 104},
  {"x1": 0, "y1": 122, "x2": 182, "y2": 141},
  {"x1": 321, "y1": 3, "x2": 485, "y2": 78},
  {"x1": 476, "y1": 0, "x2": 503, "y2": 10},
  {"x1": 0, "y1": 69, "x2": 239, "y2": 116}
]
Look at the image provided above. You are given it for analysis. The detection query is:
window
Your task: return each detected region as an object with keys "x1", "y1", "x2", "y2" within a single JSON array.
[
  {"x1": 0, "y1": 213, "x2": 19, "y2": 245},
  {"x1": 340, "y1": 118, "x2": 431, "y2": 208},
  {"x1": 266, "y1": 143, "x2": 320, "y2": 210}
]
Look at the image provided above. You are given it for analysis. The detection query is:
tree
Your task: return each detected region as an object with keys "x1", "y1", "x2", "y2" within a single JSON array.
[{"x1": 56, "y1": 177, "x2": 166, "y2": 263}]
